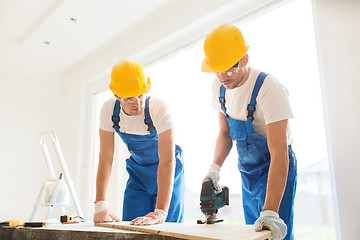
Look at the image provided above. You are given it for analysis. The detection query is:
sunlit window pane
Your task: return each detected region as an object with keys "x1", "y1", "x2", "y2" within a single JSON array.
[
  {"x1": 144, "y1": 0, "x2": 335, "y2": 238},
  {"x1": 91, "y1": 0, "x2": 335, "y2": 238}
]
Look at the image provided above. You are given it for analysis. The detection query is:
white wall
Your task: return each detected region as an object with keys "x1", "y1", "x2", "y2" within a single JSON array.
[
  {"x1": 0, "y1": 71, "x2": 68, "y2": 220},
  {"x1": 312, "y1": 0, "x2": 360, "y2": 239}
]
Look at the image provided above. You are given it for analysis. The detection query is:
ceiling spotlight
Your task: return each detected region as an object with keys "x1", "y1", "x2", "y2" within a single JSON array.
[{"x1": 70, "y1": 18, "x2": 77, "y2": 22}]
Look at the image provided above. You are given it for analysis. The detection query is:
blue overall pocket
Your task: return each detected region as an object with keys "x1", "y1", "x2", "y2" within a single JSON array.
[
  {"x1": 237, "y1": 133, "x2": 270, "y2": 177},
  {"x1": 127, "y1": 141, "x2": 159, "y2": 165},
  {"x1": 228, "y1": 118, "x2": 247, "y2": 141}
]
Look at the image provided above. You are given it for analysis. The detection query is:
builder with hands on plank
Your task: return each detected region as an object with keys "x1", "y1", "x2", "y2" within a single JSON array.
[
  {"x1": 201, "y1": 24, "x2": 297, "y2": 240},
  {"x1": 94, "y1": 60, "x2": 184, "y2": 225}
]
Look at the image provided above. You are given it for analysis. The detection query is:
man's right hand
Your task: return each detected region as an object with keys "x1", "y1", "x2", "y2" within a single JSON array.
[
  {"x1": 254, "y1": 210, "x2": 287, "y2": 240},
  {"x1": 203, "y1": 164, "x2": 222, "y2": 194},
  {"x1": 93, "y1": 200, "x2": 121, "y2": 223}
]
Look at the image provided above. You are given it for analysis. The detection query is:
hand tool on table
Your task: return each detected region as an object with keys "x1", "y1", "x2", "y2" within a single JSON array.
[
  {"x1": 197, "y1": 178, "x2": 229, "y2": 224},
  {"x1": 60, "y1": 215, "x2": 85, "y2": 224},
  {"x1": 0, "y1": 220, "x2": 48, "y2": 227}
]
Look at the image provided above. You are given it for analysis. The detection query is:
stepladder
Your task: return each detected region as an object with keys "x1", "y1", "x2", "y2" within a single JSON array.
[{"x1": 30, "y1": 131, "x2": 84, "y2": 221}]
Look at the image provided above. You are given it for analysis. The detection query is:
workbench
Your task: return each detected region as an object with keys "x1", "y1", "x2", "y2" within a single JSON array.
[
  {"x1": 0, "y1": 222, "x2": 180, "y2": 240},
  {"x1": 0, "y1": 221, "x2": 271, "y2": 240}
]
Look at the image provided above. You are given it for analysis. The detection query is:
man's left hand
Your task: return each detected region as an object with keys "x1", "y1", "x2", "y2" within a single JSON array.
[
  {"x1": 130, "y1": 209, "x2": 167, "y2": 226},
  {"x1": 254, "y1": 210, "x2": 287, "y2": 240}
]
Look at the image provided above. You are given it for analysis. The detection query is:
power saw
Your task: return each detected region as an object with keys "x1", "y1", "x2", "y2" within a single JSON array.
[{"x1": 197, "y1": 178, "x2": 229, "y2": 224}]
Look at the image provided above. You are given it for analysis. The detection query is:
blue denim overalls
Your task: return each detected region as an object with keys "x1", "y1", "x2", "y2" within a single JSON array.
[
  {"x1": 112, "y1": 96, "x2": 184, "y2": 222},
  {"x1": 219, "y1": 72, "x2": 297, "y2": 240}
]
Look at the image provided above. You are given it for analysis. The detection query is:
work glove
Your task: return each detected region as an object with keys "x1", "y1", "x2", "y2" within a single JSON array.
[
  {"x1": 203, "y1": 164, "x2": 222, "y2": 194},
  {"x1": 254, "y1": 210, "x2": 287, "y2": 240},
  {"x1": 93, "y1": 200, "x2": 121, "y2": 223},
  {"x1": 130, "y1": 209, "x2": 168, "y2": 226}
]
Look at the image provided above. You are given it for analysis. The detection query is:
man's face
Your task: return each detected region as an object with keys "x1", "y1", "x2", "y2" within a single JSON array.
[
  {"x1": 216, "y1": 55, "x2": 249, "y2": 89},
  {"x1": 116, "y1": 95, "x2": 146, "y2": 116},
  {"x1": 216, "y1": 65, "x2": 243, "y2": 89}
]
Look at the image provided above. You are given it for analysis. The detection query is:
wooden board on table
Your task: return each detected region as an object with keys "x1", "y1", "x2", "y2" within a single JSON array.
[
  {"x1": 0, "y1": 222, "x2": 178, "y2": 240},
  {"x1": 95, "y1": 221, "x2": 271, "y2": 240}
]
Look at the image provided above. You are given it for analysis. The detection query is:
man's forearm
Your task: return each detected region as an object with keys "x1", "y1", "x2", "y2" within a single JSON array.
[
  {"x1": 264, "y1": 119, "x2": 289, "y2": 212},
  {"x1": 95, "y1": 159, "x2": 113, "y2": 201},
  {"x1": 213, "y1": 132, "x2": 233, "y2": 167},
  {"x1": 156, "y1": 157, "x2": 175, "y2": 211},
  {"x1": 263, "y1": 154, "x2": 288, "y2": 212}
]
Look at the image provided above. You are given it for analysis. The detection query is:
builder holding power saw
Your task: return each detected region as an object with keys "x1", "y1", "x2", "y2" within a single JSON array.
[
  {"x1": 201, "y1": 24, "x2": 297, "y2": 240},
  {"x1": 94, "y1": 59, "x2": 184, "y2": 225}
]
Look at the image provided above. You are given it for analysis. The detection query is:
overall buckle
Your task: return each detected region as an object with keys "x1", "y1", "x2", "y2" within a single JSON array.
[
  {"x1": 247, "y1": 104, "x2": 256, "y2": 119},
  {"x1": 112, "y1": 116, "x2": 120, "y2": 128},
  {"x1": 219, "y1": 97, "x2": 226, "y2": 111}
]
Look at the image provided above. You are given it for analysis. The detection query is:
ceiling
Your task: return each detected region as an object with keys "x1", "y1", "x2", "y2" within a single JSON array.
[{"x1": 0, "y1": 0, "x2": 170, "y2": 78}]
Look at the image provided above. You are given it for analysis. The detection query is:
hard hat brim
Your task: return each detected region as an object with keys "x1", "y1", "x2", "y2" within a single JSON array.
[
  {"x1": 109, "y1": 77, "x2": 151, "y2": 98},
  {"x1": 201, "y1": 58, "x2": 217, "y2": 73}
]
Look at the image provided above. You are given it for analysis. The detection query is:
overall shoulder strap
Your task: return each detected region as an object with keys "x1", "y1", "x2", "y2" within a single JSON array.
[
  {"x1": 144, "y1": 96, "x2": 155, "y2": 131},
  {"x1": 247, "y1": 72, "x2": 269, "y2": 122},
  {"x1": 112, "y1": 100, "x2": 121, "y2": 134},
  {"x1": 219, "y1": 85, "x2": 229, "y2": 117}
]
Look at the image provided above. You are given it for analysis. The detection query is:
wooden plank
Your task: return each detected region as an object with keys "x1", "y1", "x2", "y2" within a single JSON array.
[
  {"x1": 0, "y1": 222, "x2": 181, "y2": 240},
  {"x1": 95, "y1": 222, "x2": 272, "y2": 240}
]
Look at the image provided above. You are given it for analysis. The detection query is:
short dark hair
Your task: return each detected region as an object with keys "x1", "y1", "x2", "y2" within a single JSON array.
[{"x1": 231, "y1": 61, "x2": 239, "y2": 69}]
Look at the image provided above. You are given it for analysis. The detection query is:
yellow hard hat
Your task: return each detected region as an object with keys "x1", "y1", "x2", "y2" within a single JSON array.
[
  {"x1": 109, "y1": 60, "x2": 151, "y2": 98},
  {"x1": 202, "y1": 23, "x2": 249, "y2": 73}
]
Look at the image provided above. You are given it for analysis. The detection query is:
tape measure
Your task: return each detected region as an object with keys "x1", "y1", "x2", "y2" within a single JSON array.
[
  {"x1": 60, "y1": 215, "x2": 73, "y2": 223},
  {"x1": 60, "y1": 215, "x2": 85, "y2": 224}
]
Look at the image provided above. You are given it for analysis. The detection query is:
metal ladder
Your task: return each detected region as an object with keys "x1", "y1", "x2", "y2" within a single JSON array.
[{"x1": 30, "y1": 131, "x2": 84, "y2": 221}]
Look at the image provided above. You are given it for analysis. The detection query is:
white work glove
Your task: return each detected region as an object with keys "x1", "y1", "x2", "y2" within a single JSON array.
[
  {"x1": 254, "y1": 210, "x2": 287, "y2": 240},
  {"x1": 130, "y1": 209, "x2": 168, "y2": 226},
  {"x1": 203, "y1": 164, "x2": 222, "y2": 194},
  {"x1": 93, "y1": 200, "x2": 121, "y2": 223}
]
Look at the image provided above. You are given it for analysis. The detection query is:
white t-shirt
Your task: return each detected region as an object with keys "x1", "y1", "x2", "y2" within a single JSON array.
[
  {"x1": 212, "y1": 68, "x2": 294, "y2": 144},
  {"x1": 99, "y1": 97, "x2": 173, "y2": 135}
]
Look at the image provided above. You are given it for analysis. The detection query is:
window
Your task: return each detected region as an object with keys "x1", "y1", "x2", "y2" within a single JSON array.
[
  {"x1": 144, "y1": 0, "x2": 335, "y2": 238},
  {"x1": 90, "y1": 0, "x2": 335, "y2": 238}
]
